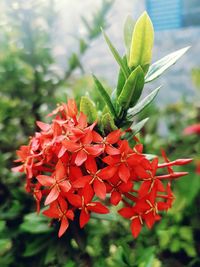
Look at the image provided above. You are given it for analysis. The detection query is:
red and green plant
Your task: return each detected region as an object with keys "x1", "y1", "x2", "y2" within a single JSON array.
[{"x1": 13, "y1": 12, "x2": 192, "y2": 240}]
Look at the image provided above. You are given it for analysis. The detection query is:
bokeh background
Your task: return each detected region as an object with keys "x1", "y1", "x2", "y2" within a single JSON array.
[{"x1": 0, "y1": 0, "x2": 200, "y2": 266}]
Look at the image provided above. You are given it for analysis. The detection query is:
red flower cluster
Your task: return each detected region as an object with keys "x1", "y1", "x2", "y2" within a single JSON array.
[
  {"x1": 183, "y1": 123, "x2": 200, "y2": 135},
  {"x1": 13, "y1": 100, "x2": 192, "y2": 238}
]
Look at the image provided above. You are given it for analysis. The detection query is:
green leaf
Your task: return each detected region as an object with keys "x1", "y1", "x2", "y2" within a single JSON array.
[
  {"x1": 20, "y1": 212, "x2": 53, "y2": 234},
  {"x1": 116, "y1": 56, "x2": 128, "y2": 97},
  {"x1": 118, "y1": 66, "x2": 144, "y2": 110},
  {"x1": 0, "y1": 221, "x2": 6, "y2": 232},
  {"x1": 80, "y1": 96, "x2": 98, "y2": 123},
  {"x1": 129, "y1": 11, "x2": 154, "y2": 74},
  {"x1": 130, "y1": 118, "x2": 149, "y2": 135},
  {"x1": 23, "y1": 237, "x2": 49, "y2": 257},
  {"x1": 145, "y1": 47, "x2": 190, "y2": 83},
  {"x1": 127, "y1": 86, "x2": 161, "y2": 118},
  {"x1": 91, "y1": 211, "x2": 118, "y2": 221},
  {"x1": 79, "y1": 38, "x2": 88, "y2": 54},
  {"x1": 0, "y1": 239, "x2": 12, "y2": 256},
  {"x1": 123, "y1": 15, "x2": 135, "y2": 59},
  {"x1": 101, "y1": 112, "x2": 117, "y2": 133},
  {"x1": 102, "y1": 29, "x2": 130, "y2": 78},
  {"x1": 92, "y1": 74, "x2": 117, "y2": 118}
]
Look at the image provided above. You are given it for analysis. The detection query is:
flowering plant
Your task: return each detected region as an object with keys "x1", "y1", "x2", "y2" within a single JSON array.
[{"x1": 13, "y1": 12, "x2": 191, "y2": 239}]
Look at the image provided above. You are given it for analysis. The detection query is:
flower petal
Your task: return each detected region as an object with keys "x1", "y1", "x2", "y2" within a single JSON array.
[
  {"x1": 73, "y1": 175, "x2": 91, "y2": 188},
  {"x1": 75, "y1": 150, "x2": 87, "y2": 166},
  {"x1": 93, "y1": 179, "x2": 106, "y2": 200},
  {"x1": 118, "y1": 207, "x2": 133, "y2": 218},
  {"x1": 59, "y1": 180, "x2": 71, "y2": 192},
  {"x1": 58, "y1": 217, "x2": 69, "y2": 237},
  {"x1": 80, "y1": 209, "x2": 90, "y2": 228},
  {"x1": 130, "y1": 217, "x2": 142, "y2": 238},
  {"x1": 118, "y1": 163, "x2": 130, "y2": 183},
  {"x1": 106, "y1": 129, "x2": 121, "y2": 144},
  {"x1": 105, "y1": 145, "x2": 120, "y2": 155},
  {"x1": 85, "y1": 145, "x2": 103, "y2": 156},
  {"x1": 36, "y1": 175, "x2": 54, "y2": 187},
  {"x1": 62, "y1": 140, "x2": 80, "y2": 152},
  {"x1": 55, "y1": 160, "x2": 66, "y2": 181},
  {"x1": 110, "y1": 191, "x2": 121, "y2": 205},
  {"x1": 67, "y1": 193, "x2": 82, "y2": 207},
  {"x1": 45, "y1": 186, "x2": 60, "y2": 205},
  {"x1": 85, "y1": 157, "x2": 97, "y2": 173},
  {"x1": 88, "y1": 202, "x2": 109, "y2": 214},
  {"x1": 99, "y1": 166, "x2": 117, "y2": 180},
  {"x1": 82, "y1": 184, "x2": 94, "y2": 204}
]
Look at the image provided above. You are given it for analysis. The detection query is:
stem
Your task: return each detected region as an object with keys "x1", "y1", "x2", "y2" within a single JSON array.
[{"x1": 69, "y1": 212, "x2": 93, "y2": 267}]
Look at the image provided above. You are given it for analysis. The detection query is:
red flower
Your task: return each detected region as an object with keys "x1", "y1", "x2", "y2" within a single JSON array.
[
  {"x1": 62, "y1": 130, "x2": 103, "y2": 166},
  {"x1": 37, "y1": 160, "x2": 71, "y2": 205},
  {"x1": 12, "y1": 99, "x2": 192, "y2": 238},
  {"x1": 183, "y1": 124, "x2": 200, "y2": 135},
  {"x1": 73, "y1": 157, "x2": 116, "y2": 199},
  {"x1": 67, "y1": 184, "x2": 109, "y2": 228},
  {"x1": 43, "y1": 197, "x2": 74, "y2": 237},
  {"x1": 92, "y1": 129, "x2": 122, "y2": 155}
]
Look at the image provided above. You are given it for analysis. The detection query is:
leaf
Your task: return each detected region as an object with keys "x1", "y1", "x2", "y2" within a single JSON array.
[
  {"x1": 80, "y1": 96, "x2": 98, "y2": 123},
  {"x1": 129, "y1": 11, "x2": 154, "y2": 74},
  {"x1": 123, "y1": 15, "x2": 135, "y2": 59},
  {"x1": 92, "y1": 74, "x2": 117, "y2": 118},
  {"x1": 127, "y1": 86, "x2": 161, "y2": 118},
  {"x1": 116, "y1": 56, "x2": 128, "y2": 97},
  {"x1": 118, "y1": 66, "x2": 144, "y2": 110},
  {"x1": 102, "y1": 29, "x2": 130, "y2": 78},
  {"x1": 91, "y1": 212, "x2": 118, "y2": 221},
  {"x1": 101, "y1": 112, "x2": 117, "y2": 133},
  {"x1": 23, "y1": 237, "x2": 49, "y2": 257},
  {"x1": 20, "y1": 212, "x2": 53, "y2": 234},
  {"x1": 130, "y1": 118, "x2": 149, "y2": 135},
  {"x1": 145, "y1": 47, "x2": 190, "y2": 83},
  {"x1": 0, "y1": 239, "x2": 12, "y2": 256}
]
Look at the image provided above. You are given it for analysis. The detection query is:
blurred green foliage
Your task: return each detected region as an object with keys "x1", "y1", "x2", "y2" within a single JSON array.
[{"x1": 0, "y1": 0, "x2": 200, "y2": 266}]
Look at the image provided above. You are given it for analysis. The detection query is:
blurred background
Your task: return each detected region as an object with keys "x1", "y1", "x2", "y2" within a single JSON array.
[{"x1": 0, "y1": 0, "x2": 200, "y2": 266}]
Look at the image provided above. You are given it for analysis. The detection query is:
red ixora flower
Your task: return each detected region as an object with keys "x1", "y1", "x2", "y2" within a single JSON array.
[
  {"x1": 13, "y1": 99, "x2": 192, "y2": 238},
  {"x1": 183, "y1": 123, "x2": 200, "y2": 135}
]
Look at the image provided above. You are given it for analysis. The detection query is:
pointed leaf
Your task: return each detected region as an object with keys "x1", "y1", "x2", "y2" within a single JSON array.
[
  {"x1": 116, "y1": 56, "x2": 129, "y2": 97},
  {"x1": 145, "y1": 46, "x2": 190, "y2": 82},
  {"x1": 130, "y1": 118, "x2": 149, "y2": 135},
  {"x1": 127, "y1": 86, "x2": 161, "y2": 118},
  {"x1": 80, "y1": 96, "x2": 98, "y2": 123},
  {"x1": 102, "y1": 29, "x2": 130, "y2": 78},
  {"x1": 92, "y1": 75, "x2": 117, "y2": 118},
  {"x1": 124, "y1": 15, "x2": 135, "y2": 59},
  {"x1": 129, "y1": 11, "x2": 154, "y2": 74},
  {"x1": 118, "y1": 66, "x2": 144, "y2": 110}
]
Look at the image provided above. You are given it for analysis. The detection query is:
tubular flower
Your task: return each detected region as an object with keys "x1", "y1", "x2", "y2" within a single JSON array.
[{"x1": 13, "y1": 99, "x2": 191, "y2": 238}]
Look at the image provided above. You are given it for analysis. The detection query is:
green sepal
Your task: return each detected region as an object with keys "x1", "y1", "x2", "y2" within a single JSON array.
[
  {"x1": 145, "y1": 46, "x2": 190, "y2": 83},
  {"x1": 80, "y1": 96, "x2": 98, "y2": 123},
  {"x1": 129, "y1": 11, "x2": 154, "y2": 74},
  {"x1": 118, "y1": 66, "x2": 144, "y2": 110},
  {"x1": 102, "y1": 29, "x2": 130, "y2": 78},
  {"x1": 92, "y1": 74, "x2": 117, "y2": 118}
]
